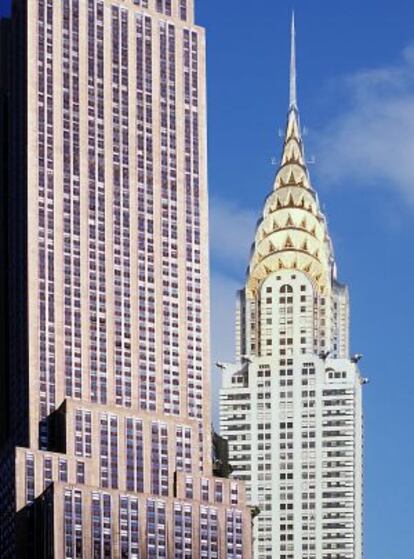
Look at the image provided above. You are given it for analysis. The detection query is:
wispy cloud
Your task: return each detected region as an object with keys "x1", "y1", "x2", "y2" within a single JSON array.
[
  {"x1": 316, "y1": 44, "x2": 414, "y2": 206},
  {"x1": 209, "y1": 196, "x2": 258, "y2": 271}
]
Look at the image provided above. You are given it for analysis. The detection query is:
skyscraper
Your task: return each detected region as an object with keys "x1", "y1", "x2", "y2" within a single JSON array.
[
  {"x1": 0, "y1": 0, "x2": 252, "y2": 556},
  {"x1": 219, "y1": 16, "x2": 364, "y2": 559}
]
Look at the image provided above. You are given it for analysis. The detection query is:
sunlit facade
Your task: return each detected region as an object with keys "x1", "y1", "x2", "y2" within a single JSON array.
[{"x1": 0, "y1": 0, "x2": 252, "y2": 556}]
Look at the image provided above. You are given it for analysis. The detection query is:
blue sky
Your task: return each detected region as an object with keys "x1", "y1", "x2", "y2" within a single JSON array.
[
  {"x1": 1, "y1": 0, "x2": 413, "y2": 557},
  {"x1": 200, "y1": 2, "x2": 414, "y2": 559}
]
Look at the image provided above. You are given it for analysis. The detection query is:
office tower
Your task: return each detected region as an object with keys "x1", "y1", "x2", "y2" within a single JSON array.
[
  {"x1": 219, "y1": 16, "x2": 364, "y2": 559},
  {"x1": 0, "y1": 0, "x2": 252, "y2": 556}
]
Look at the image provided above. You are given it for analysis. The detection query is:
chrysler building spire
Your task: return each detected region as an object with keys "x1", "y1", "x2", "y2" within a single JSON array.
[
  {"x1": 281, "y1": 11, "x2": 306, "y2": 176},
  {"x1": 290, "y1": 11, "x2": 298, "y2": 109},
  {"x1": 246, "y1": 17, "x2": 335, "y2": 298},
  {"x1": 279, "y1": 12, "x2": 307, "y2": 184}
]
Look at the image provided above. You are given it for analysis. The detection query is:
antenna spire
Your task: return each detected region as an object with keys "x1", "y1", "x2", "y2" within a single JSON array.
[{"x1": 290, "y1": 11, "x2": 297, "y2": 109}]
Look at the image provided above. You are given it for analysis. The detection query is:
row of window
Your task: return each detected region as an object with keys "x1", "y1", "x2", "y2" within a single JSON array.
[{"x1": 63, "y1": 491, "x2": 244, "y2": 559}]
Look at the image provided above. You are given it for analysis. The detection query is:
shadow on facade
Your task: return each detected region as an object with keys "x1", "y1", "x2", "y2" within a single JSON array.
[{"x1": 16, "y1": 484, "x2": 54, "y2": 559}]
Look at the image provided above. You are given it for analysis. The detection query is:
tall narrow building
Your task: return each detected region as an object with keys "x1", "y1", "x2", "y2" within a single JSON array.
[
  {"x1": 219, "y1": 16, "x2": 364, "y2": 559},
  {"x1": 0, "y1": 0, "x2": 252, "y2": 556}
]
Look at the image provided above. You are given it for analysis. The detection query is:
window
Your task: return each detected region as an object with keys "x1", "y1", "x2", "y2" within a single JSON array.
[{"x1": 280, "y1": 285, "x2": 293, "y2": 294}]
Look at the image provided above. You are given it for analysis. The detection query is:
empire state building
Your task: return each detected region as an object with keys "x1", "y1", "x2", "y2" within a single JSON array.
[
  {"x1": 0, "y1": 0, "x2": 252, "y2": 556},
  {"x1": 219, "y1": 16, "x2": 364, "y2": 559}
]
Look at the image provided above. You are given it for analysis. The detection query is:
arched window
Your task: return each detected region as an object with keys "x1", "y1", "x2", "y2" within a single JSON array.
[{"x1": 280, "y1": 284, "x2": 293, "y2": 294}]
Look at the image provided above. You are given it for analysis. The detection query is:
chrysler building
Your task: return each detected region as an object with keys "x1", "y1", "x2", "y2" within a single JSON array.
[{"x1": 220, "y1": 15, "x2": 364, "y2": 559}]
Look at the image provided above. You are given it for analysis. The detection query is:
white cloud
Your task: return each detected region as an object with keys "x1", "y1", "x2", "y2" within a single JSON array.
[
  {"x1": 315, "y1": 44, "x2": 414, "y2": 206},
  {"x1": 209, "y1": 196, "x2": 258, "y2": 270}
]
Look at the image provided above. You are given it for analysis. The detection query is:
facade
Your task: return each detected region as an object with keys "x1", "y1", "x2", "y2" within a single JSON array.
[
  {"x1": 219, "y1": 17, "x2": 364, "y2": 559},
  {"x1": 0, "y1": 0, "x2": 252, "y2": 557}
]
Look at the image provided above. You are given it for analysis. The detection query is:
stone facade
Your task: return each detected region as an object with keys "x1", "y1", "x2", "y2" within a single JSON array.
[{"x1": 0, "y1": 0, "x2": 252, "y2": 556}]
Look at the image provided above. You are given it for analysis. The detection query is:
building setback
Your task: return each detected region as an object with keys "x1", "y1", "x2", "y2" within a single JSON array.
[
  {"x1": 0, "y1": 0, "x2": 252, "y2": 556},
  {"x1": 219, "y1": 16, "x2": 364, "y2": 559}
]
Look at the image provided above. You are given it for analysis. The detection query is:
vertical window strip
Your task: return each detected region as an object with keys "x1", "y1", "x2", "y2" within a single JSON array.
[
  {"x1": 120, "y1": 496, "x2": 140, "y2": 559},
  {"x1": 231, "y1": 482, "x2": 239, "y2": 505},
  {"x1": 136, "y1": 14, "x2": 156, "y2": 412},
  {"x1": 179, "y1": 0, "x2": 187, "y2": 21},
  {"x1": 176, "y1": 426, "x2": 183, "y2": 471},
  {"x1": 64, "y1": 489, "x2": 83, "y2": 559},
  {"x1": 126, "y1": 418, "x2": 144, "y2": 492},
  {"x1": 88, "y1": 0, "x2": 107, "y2": 405},
  {"x1": 112, "y1": 6, "x2": 132, "y2": 409},
  {"x1": 156, "y1": 0, "x2": 172, "y2": 16},
  {"x1": 37, "y1": 0, "x2": 56, "y2": 449},
  {"x1": 201, "y1": 478, "x2": 209, "y2": 502},
  {"x1": 92, "y1": 492, "x2": 112, "y2": 558},
  {"x1": 159, "y1": 21, "x2": 180, "y2": 416},
  {"x1": 146, "y1": 499, "x2": 167, "y2": 558},
  {"x1": 25, "y1": 453, "x2": 35, "y2": 504},
  {"x1": 174, "y1": 503, "x2": 192, "y2": 558},
  {"x1": 64, "y1": 490, "x2": 74, "y2": 558},
  {"x1": 59, "y1": 458, "x2": 68, "y2": 482},
  {"x1": 76, "y1": 460, "x2": 85, "y2": 484},
  {"x1": 151, "y1": 422, "x2": 169, "y2": 496},
  {"x1": 62, "y1": 0, "x2": 82, "y2": 401},
  {"x1": 214, "y1": 481, "x2": 223, "y2": 504},
  {"x1": 176, "y1": 426, "x2": 192, "y2": 472},
  {"x1": 185, "y1": 476, "x2": 193, "y2": 499},
  {"x1": 183, "y1": 426, "x2": 192, "y2": 472},
  {"x1": 74, "y1": 409, "x2": 92, "y2": 457},
  {"x1": 183, "y1": 28, "x2": 204, "y2": 469},
  {"x1": 226, "y1": 509, "x2": 244, "y2": 559},
  {"x1": 321, "y1": 386, "x2": 355, "y2": 555},
  {"x1": 199, "y1": 506, "x2": 219, "y2": 559},
  {"x1": 43, "y1": 456, "x2": 53, "y2": 490},
  {"x1": 100, "y1": 414, "x2": 118, "y2": 489}
]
